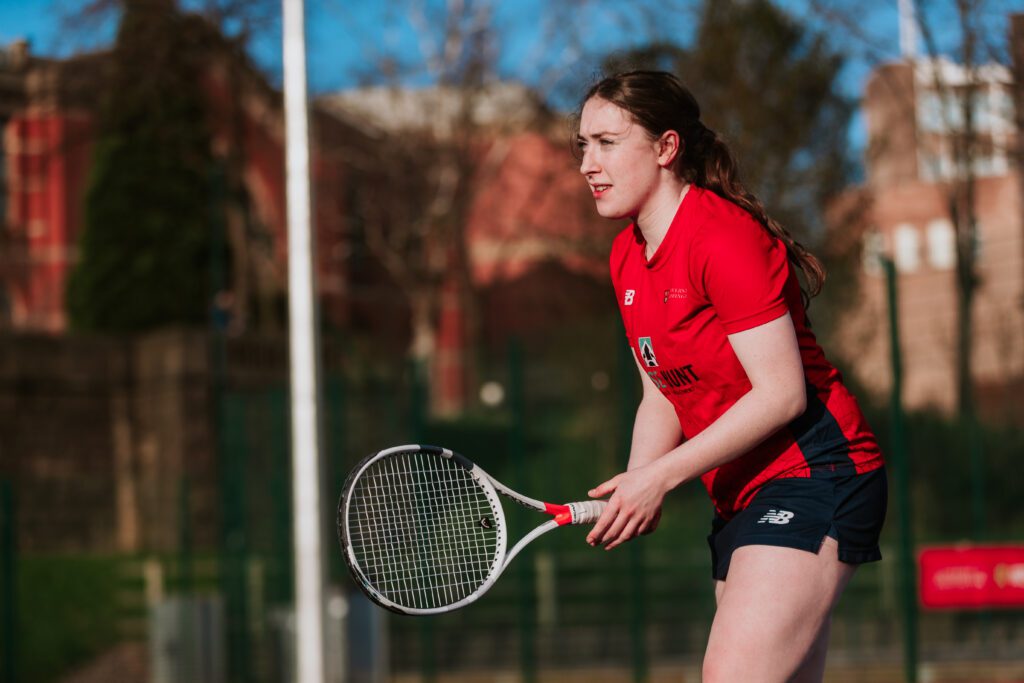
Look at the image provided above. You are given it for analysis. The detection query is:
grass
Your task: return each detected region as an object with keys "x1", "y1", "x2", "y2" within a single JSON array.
[{"x1": 10, "y1": 555, "x2": 122, "y2": 683}]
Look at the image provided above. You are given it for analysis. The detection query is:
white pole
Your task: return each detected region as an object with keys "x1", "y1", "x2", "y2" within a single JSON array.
[{"x1": 281, "y1": 0, "x2": 327, "y2": 682}]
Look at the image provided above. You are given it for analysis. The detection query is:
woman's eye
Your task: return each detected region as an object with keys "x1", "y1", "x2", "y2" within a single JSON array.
[{"x1": 599, "y1": 139, "x2": 613, "y2": 146}]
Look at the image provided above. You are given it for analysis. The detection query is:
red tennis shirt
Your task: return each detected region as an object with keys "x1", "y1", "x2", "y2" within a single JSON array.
[{"x1": 610, "y1": 186, "x2": 884, "y2": 519}]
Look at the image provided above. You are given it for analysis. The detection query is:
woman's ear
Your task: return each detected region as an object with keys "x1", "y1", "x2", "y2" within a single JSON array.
[{"x1": 657, "y1": 130, "x2": 681, "y2": 168}]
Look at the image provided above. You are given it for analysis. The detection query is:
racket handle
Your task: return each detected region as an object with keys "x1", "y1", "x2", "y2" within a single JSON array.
[{"x1": 568, "y1": 500, "x2": 608, "y2": 525}]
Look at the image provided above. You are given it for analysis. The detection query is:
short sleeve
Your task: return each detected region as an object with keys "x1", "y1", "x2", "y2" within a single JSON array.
[{"x1": 690, "y1": 213, "x2": 789, "y2": 335}]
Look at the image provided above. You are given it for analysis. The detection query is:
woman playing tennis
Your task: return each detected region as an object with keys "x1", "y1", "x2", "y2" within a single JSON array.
[{"x1": 577, "y1": 71, "x2": 887, "y2": 682}]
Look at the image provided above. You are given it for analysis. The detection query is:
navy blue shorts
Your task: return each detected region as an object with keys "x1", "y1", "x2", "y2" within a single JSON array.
[{"x1": 707, "y1": 467, "x2": 888, "y2": 581}]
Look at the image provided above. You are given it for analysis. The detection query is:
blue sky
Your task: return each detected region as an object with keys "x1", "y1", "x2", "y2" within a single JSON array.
[
  {"x1": 0, "y1": 0, "x2": 999, "y2": 152},
  {"x1": 1, "y1": 0, "x2": 901, "y2": 93}
]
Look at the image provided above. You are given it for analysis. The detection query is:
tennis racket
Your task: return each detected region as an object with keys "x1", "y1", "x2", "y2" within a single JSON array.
[{"x1": 337, "y1": 444, "x2": 606, "y2": 615}]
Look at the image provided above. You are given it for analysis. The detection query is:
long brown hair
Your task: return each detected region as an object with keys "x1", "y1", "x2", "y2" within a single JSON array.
[{"x1": 577, "y1": 70, "x2": 826, "y2": 299}]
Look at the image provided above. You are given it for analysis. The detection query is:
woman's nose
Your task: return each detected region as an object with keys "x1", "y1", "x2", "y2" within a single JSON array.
[{"x1": 580, "y1": 148, "x2": 598, "y2": 175}]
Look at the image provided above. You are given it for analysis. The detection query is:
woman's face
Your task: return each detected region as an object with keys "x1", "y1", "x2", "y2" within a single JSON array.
[{"x1": 577, "y1": 97, "x2": 663, "y2": 221}]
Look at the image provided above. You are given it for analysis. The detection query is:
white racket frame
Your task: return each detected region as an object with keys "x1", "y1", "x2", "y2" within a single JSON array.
[{"x1": 339, "y1": 444, "x2": 606, "y2": 615}]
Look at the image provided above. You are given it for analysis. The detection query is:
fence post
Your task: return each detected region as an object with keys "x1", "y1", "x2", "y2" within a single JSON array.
[
  {"x1": 408, "y1": 361, "x2": 436, "y2": 683},
  {"x1": 220, "y1": 395, "x2": 251, "y2": 683},
  {"x1": 177, "y1": 474, "x2": 194, "y2": 680},
  {"x1": 326, "y1": 374, "x2": 347, "y2": 584},
  {"x1": 618, "y1": 334, "x2": 648, "y2": 683},
  {"x1": 968, "y1": 419, "x2": 986, "y2": 540},
  {"x1": 1, "y1": 480, "x2": 16, "y2": 683},
  {"x1": 179, "y1": 475, "x2": 193, "y2": 594},
  {"x1": 509, "y1": 339, "x2": 537, "y2": 683},
  {"x1": 884, "y1": 258, "x2": 917, "y2": 683},
  {"x1": 270, "y1": 387, "x2": 293, "y2": 606}
]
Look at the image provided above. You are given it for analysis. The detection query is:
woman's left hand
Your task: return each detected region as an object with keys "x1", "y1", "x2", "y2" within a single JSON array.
[{"x1": 585, "y1": 463, "x2": 669, "y2": 550}]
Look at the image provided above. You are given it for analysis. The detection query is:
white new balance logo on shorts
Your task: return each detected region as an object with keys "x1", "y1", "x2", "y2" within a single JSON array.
[{"x1": 757, "y1": 509, "x2": 795, "y2": 525}]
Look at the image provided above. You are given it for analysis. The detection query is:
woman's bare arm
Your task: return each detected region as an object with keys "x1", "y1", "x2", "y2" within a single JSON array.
[{"x1": 587, "y1": 313, "x2": 807, "y2": 549}]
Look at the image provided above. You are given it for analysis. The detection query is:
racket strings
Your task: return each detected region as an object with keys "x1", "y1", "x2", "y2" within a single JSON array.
[
  {"x1": 355, "y1": 455, "x2": 497, "y2": 607},
  {"x1": 347, "y1": 451, "x2": 501, "y2": 609}
]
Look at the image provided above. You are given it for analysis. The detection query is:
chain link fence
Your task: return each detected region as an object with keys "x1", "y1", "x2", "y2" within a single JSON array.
[{"x1": 1, "y1": 328, "x2": 1022, "y2": 682}]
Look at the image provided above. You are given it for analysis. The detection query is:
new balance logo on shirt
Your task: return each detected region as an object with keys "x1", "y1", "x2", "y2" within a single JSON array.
[
  {"x1": 757, "y1": 509, "x2": 795, "y2": 525},
  {"x1": 624, "y1": 289, "x2": 636, "y2": 306}
]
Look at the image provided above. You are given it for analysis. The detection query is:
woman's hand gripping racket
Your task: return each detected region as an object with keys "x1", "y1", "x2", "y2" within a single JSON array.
[{"x1": 337, "y1": 444, "x2": 606, "y2": 615}]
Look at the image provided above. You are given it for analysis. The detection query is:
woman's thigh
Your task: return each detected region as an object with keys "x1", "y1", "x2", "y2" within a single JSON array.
[{"x1": 703, "y1": 537, "x2": 855, "y2": 683}]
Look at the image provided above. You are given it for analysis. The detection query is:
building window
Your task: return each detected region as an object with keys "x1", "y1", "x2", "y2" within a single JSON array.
[
  {"x1": 918, "y1": 91, "x2": 959, "y2": 133},
  {"x1": 916, "y1": 79, "x2": 1013, "y2": 181},
  {"x1": 918, "y1": 141, "x2": 951, "y2": 182},
  {"x1": 978, "y1": 87, "x2": 1013, "y2": 132},
  {"x1": 973, "y1": 221, "x2": 984, "y2": 262},
  {"x1": 862, "y1": 230, "x2": 885, "y2": 275},
  {"x1": 962, "y1": 135, "x2": 1000, "y2": 177},
  {"x1": 918, "y1": 87, "x2": 1007, "y2": 133},
  {"x1": 893, "y1": 223, "x2": 920, "y2": 272},
  {"x1": 926, "y1": 219, "x2": 956, "y2": 269}
]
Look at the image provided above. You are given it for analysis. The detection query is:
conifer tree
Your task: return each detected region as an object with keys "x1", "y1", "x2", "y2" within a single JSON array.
[{"x1": 67, "y1": 0, "x2": 214, "y2": 331}]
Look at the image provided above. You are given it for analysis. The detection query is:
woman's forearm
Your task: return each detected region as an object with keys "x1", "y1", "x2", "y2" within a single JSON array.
[
  {"x1": 654, "y1": 383, "x2": 805, "y2": 490},
  {"x1": 628, "y1": 393, "x2": 683, "y2": 470},
  {"x1": 651, "y1": 313, "x2": 807, "y2": 491}
]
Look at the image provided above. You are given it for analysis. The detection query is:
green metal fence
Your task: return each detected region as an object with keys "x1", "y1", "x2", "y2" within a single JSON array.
[
  {"x1": 2, "y1": 325, "x2": 1024, "y2": 682},
  {"x1": 208, "y1": 333, "x2": 1024, "y2": 682},
  {"x1": 1, "y1": 479, "x2": 15, "y2": 683}
]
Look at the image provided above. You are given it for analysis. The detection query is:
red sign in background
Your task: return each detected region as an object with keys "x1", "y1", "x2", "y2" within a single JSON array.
[{"x1": 919, "y1": 546, "x2": 1024, "y2": 609}]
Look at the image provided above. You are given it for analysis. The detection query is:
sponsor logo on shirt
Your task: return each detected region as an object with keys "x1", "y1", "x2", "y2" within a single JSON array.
[
  {"x1": 638, "y1": 337, "x2": 658, "y2": 367},
  {"x1": 624, "y1": 289, "x2": 635, "y2": 306},
  {"x1": 646, "y1": 365, "x2": 700, "y2": 393},
  {"x1": 663, "y1": 287, "x2": 688, "y2": 303}
]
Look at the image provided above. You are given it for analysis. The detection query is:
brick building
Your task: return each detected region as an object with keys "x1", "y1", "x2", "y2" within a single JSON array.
[
  {"x1": 0, "y1": 25, "x2": 367, "y2": 335},
  {"x1": 0, "y1": 32, "x2": 614, "y2": 552},
  {"x1": 0, "y1": 40, "x2": 97, "y2": 331},
  {"x1": 1, "y1": 25, "x2": 613, "y2": 415},
  {"x1": 832, "y1": 16, "x2": 1023, "y2": 419}
]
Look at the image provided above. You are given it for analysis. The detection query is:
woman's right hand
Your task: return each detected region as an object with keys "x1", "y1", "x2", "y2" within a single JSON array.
[{"x1": 586, "y1": 462, "x2": 668, "y2": 550}]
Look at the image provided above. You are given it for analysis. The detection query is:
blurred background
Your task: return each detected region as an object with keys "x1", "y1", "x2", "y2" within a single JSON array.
[{"x1": 1, "y1": 0, "x2": 1023, "y2": 681}]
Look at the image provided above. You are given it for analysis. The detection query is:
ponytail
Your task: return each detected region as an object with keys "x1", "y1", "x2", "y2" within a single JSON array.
[{"x1": 686, "y1": 124, "x2": 826, "y2": 298}]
